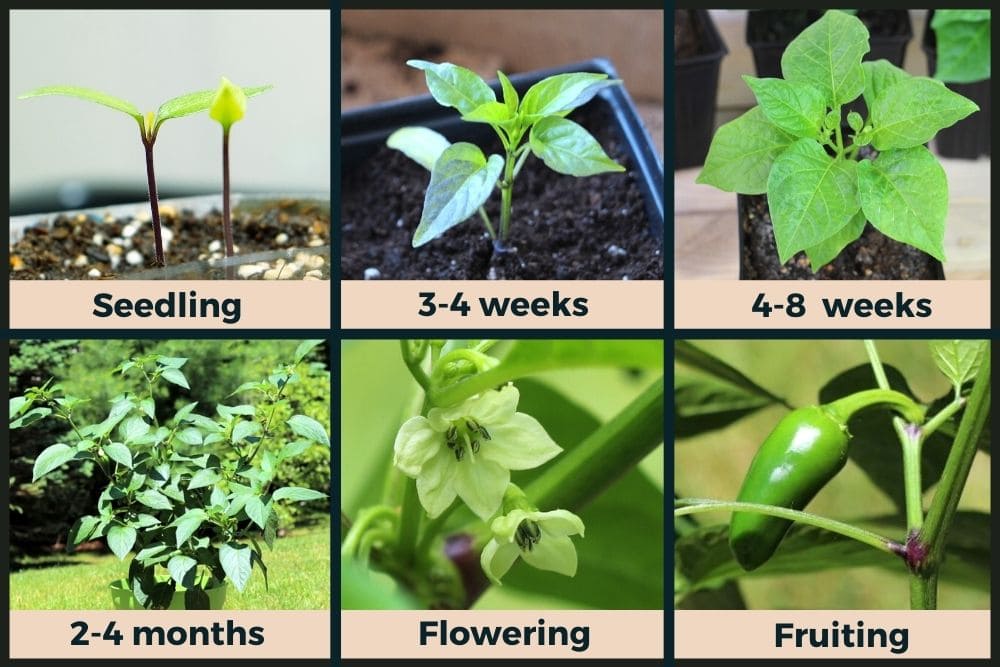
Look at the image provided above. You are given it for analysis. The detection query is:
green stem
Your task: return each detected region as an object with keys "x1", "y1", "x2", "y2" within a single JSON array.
[
  {"x1": 340, "y1": 505, "x2": 397, "y2": 557},
  {"x1": 920, "y1": 398, "x2": 966, "y2": 441},
  {"x1": 834, "y1": 117, "x2": 845, "y2": 157},
  {"x1": 396, "y1": 478, "x2": 422, "y2": 565},
  {"x1": 400, "y1": 340, "x2": 431, "y2": 394},
  {"x1": 512, "y1": 144, "x2": 532, "y2": 179},
  {"x1": 477, "y1": 207, "x2": 496, "y2": 240},
  {"x1": 825, "y1": 388, "x2": 925, "y2": 425},
  {"x1": 675, "y1": 498, "x2": 901, "y2": 555},
  {"x1": 900, "y1": 425, "x2": 924, "y2": 531},
  {"x1": 526, "y1": 376, "x2": 663, "y2": 511},
  {"x1": 498, "y1": 150, "x2": 515, "y2": 242},
  {"x1": 416, "y1": 502, "x2": 459, "y2": 556},
  {"x1": 864, "y1": 340, "x2": 890, "y2": 388}
]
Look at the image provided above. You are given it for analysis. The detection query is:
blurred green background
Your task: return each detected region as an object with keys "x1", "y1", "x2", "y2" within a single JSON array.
[
  {"x1": 8, "y1": 339, "x2": 331, "y2": 609},
  {"x1": 341, "y1": 340, "x2": 664, "y2": 610},
  {"x1": 675, "y1": 339, "x2": 990, "y2": 609}
]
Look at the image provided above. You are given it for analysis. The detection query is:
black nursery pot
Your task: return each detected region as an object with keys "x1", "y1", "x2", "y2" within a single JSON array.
[
  {"x1": 736, "y1": 194, "x2": 945, "y2": 281},
  {"x1": 341, "y1": 59, "x2": 664, "y2": 280},
  {"x1": 923, "y1": 12, "x2": 991, "y2": 159},
  {"x1": 674, "y1": 9, "x2": 727, "y2": 169}
]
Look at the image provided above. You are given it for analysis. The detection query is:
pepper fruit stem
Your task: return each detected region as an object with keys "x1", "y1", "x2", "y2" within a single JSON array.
[{"x1": 824, "y1": 388, "x2": 925, "y2": 425}]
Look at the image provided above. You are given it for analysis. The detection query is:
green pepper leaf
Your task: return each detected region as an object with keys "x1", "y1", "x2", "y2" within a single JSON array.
[
  {"x1": 387, "y1": 127, "x2": 452, "y2": 172},
  {"x1": 407, "y1": 60, "x2": 496, "y2": 115},
  {"x1": 172, "y1": 508, "x2": 208, "y2": 547},
  {"x1": 869, "y1": 78, "x2": 979, "y2": 150},
  {"x1": 272, "y1": 486, "x2": 327, "y2": 502},
  {"x1": 931, "y1": 10, "x2": 991, "y2": 84},
  {"x1": 32, "y1": 443, "x2": 75, "y2": 482},
  {"x1": 106, "y1": 524, "x2": 137, "y2": 560},
  {"x1": 803, "y1": 209, "x2": 867, "y2": 270},
  {"x1": 857, "y1": 145, "x2": 947, "y2": 261},
  {"x1": 781, "y1": 10, "x2": 869, "y2": 107},
  {"x1": 519, "y1": 72, "x2": 619, "y2": 122},
  {"x1": 412, "y1": 142, "x2": 503, "y2": 247},
  {"x1": 167, "y1": 555, "x2": 198, "y2": 587},
  {"x1": 528, "y1": 116, "x2": 624, "y2": 177},
  {"x1": 861, "y1": 59, "x2": 910, "y2": 111},
  {"x1": 696, "y1": 106, "x2": 796, "y2": 195},
  {"x1": 497, "y1": 70, "x2": 519, "y2": 114},
  {"x1": 104, "y1": 442, "x2": 133, "y2": 469},
  {"x1": 742, "y1": 76, "x2": 827, "y2": 139},
  {"x1": 219, "y1": 542, "x2": 253, "y2": 592},
  {"x1": 929, "y1": 340, "x2": 987, "y2": 388}
]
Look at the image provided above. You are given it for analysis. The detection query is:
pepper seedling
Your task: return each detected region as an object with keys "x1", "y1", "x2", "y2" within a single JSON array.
[
  {"x1": 696, "y1": 10, "x2": 979, "y2": 270},
  {"x1": 18, "y1": 82, "x2": 271, "y2": 267},
  {"x1": 208, "y1": 77, "x2": 271, "y2": 263},
  {"x1": 387, "y1": 61, "x2": 624, "y2": 250}
]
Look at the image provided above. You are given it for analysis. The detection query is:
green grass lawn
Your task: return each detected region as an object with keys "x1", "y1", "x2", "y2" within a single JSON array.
[{"x1": 10, "y1": 522, "x2": 330, "y2": 610}]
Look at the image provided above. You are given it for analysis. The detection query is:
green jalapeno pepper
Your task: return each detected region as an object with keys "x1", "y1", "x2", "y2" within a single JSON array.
[{"x1": 729, "y1": 389, "x2": 925, "y2": 571}]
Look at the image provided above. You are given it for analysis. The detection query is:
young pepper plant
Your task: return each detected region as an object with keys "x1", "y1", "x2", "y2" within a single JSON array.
[
  {"x1": 696, "y1": 10, "x2": 979, "y2": 270},
  {"x1": 675, "y1": 339, "x2": 990, "y2": 610},
  {"x1": 930, "y1": 10, "x2": 991, "y2": 84},
  {"x1": 18, "y1": 82, "x2": 271, "y2": 267},
  {"x1": 9, "y1": 340, "x2": 328, "y2": 609},
  {"x1": 387, "y1": 62, "x2": 624, "y2": 250}
]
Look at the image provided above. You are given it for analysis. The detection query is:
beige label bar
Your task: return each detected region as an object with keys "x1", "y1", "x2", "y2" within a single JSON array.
[
  {"x1": 9, "y1": 610, "x2": 330, "y2": 659},
  {"x1": 342, "y1": 280, "x2": 664, "y2": 329},
  {"x1": 9, "y1": 281, "x2": 330, "y2": 329},
  {"x1": 675, "y1": 280, "x2": 990, "y2": 329},
  {"x1": 675, "y1": 610, "x2": 990, "y2": 659},
  {"x1": 341, "y1": 610, "x2": 664, "y2": 659}
]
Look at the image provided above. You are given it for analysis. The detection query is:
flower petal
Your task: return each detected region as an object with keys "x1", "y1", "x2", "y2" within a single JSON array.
[
  {"x1": 522, "y1": 533, "x2": 578, "y2": 577},
  {"x1": 489, "y1": 509, "x2": 533, "y2": 542},
  {"x1": 415, "y1": 448, "x2": 458, "y2": 518},
  {"x1": 465, "y1": 385, "x2": 519, "y2": 425},
  {"x1": 480, "y1": 538, "x2": 521, "y2": 585},
  {"x1": 480, "y1": 413, "x2": 561, "y2": 470},
  {"x1": 393, "y1": 416, "x2": 442, "y2": 477},
  {"x1": 453, "y1": 458, "x2": 509, "y2": 520},
  {"x1": 536, "y1": 509, "x2": 585, "y2": 538}
]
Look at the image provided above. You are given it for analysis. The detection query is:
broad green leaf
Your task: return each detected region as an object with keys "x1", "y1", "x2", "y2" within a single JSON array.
[
  {"x1": 18, "y1": 85, "x2": 142, "y2": 121},
  {"x1": 103, "y1": 442, "x2": 133, "y2": 469},
  {"x1": 232, "y1": 419, "x2": 261, "y2": 443},
  {"x1": 696, "y1": 106, "x2": 795, "y2": 194},
  {"x1": 742, "y1": 76, "x2": 826, "y2": 138},
  {"x1": 174, "y1": 401, "x2": 198, "y2": 423},
  {"x1": 870, "y1": 78, "x2": 979, "y2": 150},
  {"x1": 210, "y1": 486, "x2": 227, "y2": 509},
  {"x1": 245, "y1": 496, "x2": 272, "y2": 529},
  {"x1": 431, "y1": 340, "x2": 663, "y2": 407},
  {"x1": 280, "y1": 439, "x2": 313, "y2": 460},
  {"x1": 462, "y1": 101, "x2": 515, "y2": 126},
  {"x1": 68, "y1": 515, "x2": 101, "y2": 548},
  {"x1": 861, "y1": 59, "x2": 910, "y2": 111},
  {"x1": 929, "y1": 340, "x2": 987, "y2": 388},
  {"x1": 9, "y1": 396, "x2": 29, "y2": 420},
  {"x1": 176, "y1": 427, "x2": 203, "y2": 446},
  {"x1": 219, "y1": 542, "x2": 253, "y2": 592},
  {"x1": 767, "y1": 138, "x2": 861, "y2": 262},
  {"x1": 32, "y1": 443, "x2": 75, "y2": 482},
  {"x1": 857, "y1": 146, "x2": 947, "y2": 261},
  {"x1": 135, "y1": 544, "x2": 171, "y2": 563},
  {"x1": 407, "y1": 60, "x2": 496, "y2": 115},
  {"x1": 217, "y1": 404, "x2": 257, "y2": 418},
  {"x1": 528, "y1": 116, "x2": 623, "y2": 177},
  {"x1": 287, "y1": 415, "x2": 329, "y2": 447},
  {"x1": 293, "y1": 339, "x2": 324, "y2": 365},
  {"x1": 932, "y1": 11, "x2": 991, "y2": 84},
  {"x1": 167, "y1": 555, "x2": 198, "y2": 587},
  {"x1": 173, "y1": 509, "x2": 208, "y2": 546},
  {"x1": 119, "y1": 415, "x2": 150, "y2": 444},
  {"x1": 133, "y1": 514, "x2": 160, "y2": 528},
  {"x1": 156, "y1": 356, "x2": 188, "y2": 368},
  {"x1": 674, "y1": 341, "x2": 785, "y2": 404},
  {"x1": 519, "y1": 72, "x2": 619, "y2": 121},
  {"x1": 156, "y1": 84, "x2": 271, "y2": 123},
  {"x1": 136, "y1": 488, "x2": 173, "y2": 511},
  {"x1": 497, "y1": 70, "x2": 519, "y2": 114},
  {"x1": 107, "y1": 524, "x2": 137, "y2": 560},
  {"x1": 781, "y1": 10, "x2": 869, "y2": 107},
  {"x1": 413, "y1": 142, "x2": 503, "y2": 247},
  {"x1": 188, "y1": 468, "x2": 220, "y2": 490},
  {"x1": 10, "y1": 406, "x2": 52, "y2": 429},
  {"x1": 804, "y1": 209, "x2": 867, "y2": 269},
  {"x1": 91, "y1": 398, "x2": 134, "y2": 439},
  {"x1": 139, "y1": 397, "x2": 156, "y2": 420},
  {"x1": 160, "y1": 367, "x2": 190, "y2": 390},
  {"x1": 272, "y1": 486, "x2": 327, "y2": 502},
  {"x1": 674, "y1": 376, "x2": 774, "y2": 439}
]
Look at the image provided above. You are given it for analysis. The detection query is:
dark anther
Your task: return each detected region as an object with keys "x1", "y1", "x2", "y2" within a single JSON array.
[
  {"x1": 515, "y1": 520, "x2": 541, "y2": 551},
  {"x1": 471, "y1": 439, "x2": 480, "y2": 454},
  {"x1": 454, "y1": 447, "x2": 465, "y2": 462}
]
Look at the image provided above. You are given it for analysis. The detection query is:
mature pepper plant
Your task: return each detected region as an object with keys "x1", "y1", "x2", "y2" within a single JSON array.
[
  {"x1": 696, "y1": 10, "x2": 979, "y2": 270},
  {"x1": 18, "y1": 80, "x2": 270, "y2": 267},
  {"x1": 9, "y1": 341, "x2": 329, "y2": 609},
  {"x1": 387, "y1": 61, "x2": 624, "y2": 250},
  {"x1": 675, "y1": 340, "x2": 990, "y2": 609},
  {"x1": 341, "y1": 340, "x2": 664, "y2": 609}
]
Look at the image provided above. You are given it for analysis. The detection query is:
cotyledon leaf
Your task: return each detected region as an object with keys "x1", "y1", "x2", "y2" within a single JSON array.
[
  {"x1": 696, "y1": 106, "x2": 795, "y2": 195},
  {"x1": 857, "y1": 145, "x2": 947, "y2": 261},
  {"x1": 386, "y1": 127, "x2": 451, "y2": 171},
  {"x1": 767, "y1": 138, "x2": 861, "y2": 263}
]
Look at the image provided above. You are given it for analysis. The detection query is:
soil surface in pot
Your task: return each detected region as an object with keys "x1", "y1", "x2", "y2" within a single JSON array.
[
  {"x1": 675, "y1": 10, "x2": 708, "y2": 59},
  {"x1": 341, "y1": 104, "x2": 662, "y2": 280},
  {"x1": 10, "y1": 199, "x2": 330, "y2": 280},
  {"x1": 741, "y1": 195, "x2": 940, "y2": 280}
]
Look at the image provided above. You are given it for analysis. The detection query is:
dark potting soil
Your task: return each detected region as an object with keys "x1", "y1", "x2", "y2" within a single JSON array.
[
  {"x1": 341, "y1": 104, "x2": 662, "y2": 280},
  {"x1": 740, "y1": 195, "x2": 940, "y2": 280},
  {"x1": 10, "y1": 199, "x2": 330, "y2": 280},
  {"x1": 675, "y1": 10, "x2": 706, "y2": 59}
]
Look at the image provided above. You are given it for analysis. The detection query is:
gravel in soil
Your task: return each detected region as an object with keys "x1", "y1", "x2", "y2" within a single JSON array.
[
  {"x1": 10, "y1": 199, "x2": 330, "y2": 280},
  {"x1": 740, "y1": 195, "x2": 941, "y2": 280},
  {"x1": 341, "y1": 103, "x2": 662, "y2": 280}
]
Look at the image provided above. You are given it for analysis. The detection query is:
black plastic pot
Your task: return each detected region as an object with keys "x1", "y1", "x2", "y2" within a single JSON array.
[
  {"x1": 923, "y1": 11, "x2": 991, "y2": 159},
  {"x1": 674, "y1": 9, "x2": 727, "y2": 169},
  {"x1": 736, "y1": 194, "x2": 945, "y2": 280},
  {"x1": 746, "y1": 10, "x2": 911, "y2": 78},
  {"x1": 342, "y1": 58, "x2": 663, "y2": 242}
]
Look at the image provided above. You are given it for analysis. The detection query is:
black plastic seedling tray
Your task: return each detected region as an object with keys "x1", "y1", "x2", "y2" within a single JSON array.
[{"x1": 341, "y1": 58, "x2": 664, "y2": 243}]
